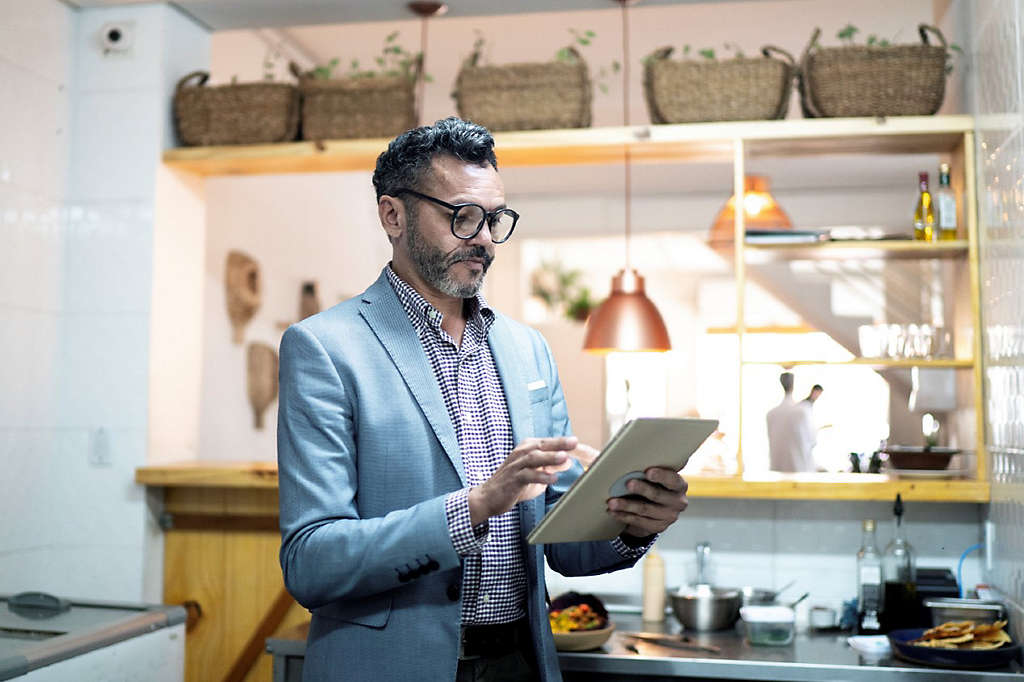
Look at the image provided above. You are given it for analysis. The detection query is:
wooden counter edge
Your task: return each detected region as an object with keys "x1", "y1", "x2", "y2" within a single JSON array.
[
  {"x1": 135, "y1": 462, "x2": 989, "y2": 502},
  {"x1": 135, "y1": 461, "x2": 278, "y2": 488}
]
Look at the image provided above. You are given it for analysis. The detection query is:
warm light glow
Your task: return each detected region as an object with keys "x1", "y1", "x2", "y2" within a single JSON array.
[{"x1": 709, "y1": 175, "x2": 791, "y2": 243}]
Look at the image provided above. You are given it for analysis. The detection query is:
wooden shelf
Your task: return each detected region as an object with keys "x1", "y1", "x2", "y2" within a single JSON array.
[
  {"x1": 162, "y1": 115, "x2": 975, "y2": 177},
  {"x1": 742, "y1": 358, "x2": 974, "y2": 368},
  {"x1": 136, "y1": 460, "x2": 278, "y2": 489},
  {"x1": 686, "y1": 473, "x2": 989, "y2": 502},
  {"x1": 136, "y1": 462, "x2": 989, "y2": 503},
  {"x1": 744, "y1": 239, "x2": 969, "y2": 261}
]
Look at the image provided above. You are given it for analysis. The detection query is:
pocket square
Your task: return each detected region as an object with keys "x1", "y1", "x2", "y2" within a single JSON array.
[{"x1": 527, "y1": 379, "x2": 547, "y2": 391}]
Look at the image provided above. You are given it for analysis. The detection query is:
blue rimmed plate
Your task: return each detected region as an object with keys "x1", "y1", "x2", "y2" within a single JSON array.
[{"x1": 888, "y1": 628, "x2": 1021, "y2": 669}]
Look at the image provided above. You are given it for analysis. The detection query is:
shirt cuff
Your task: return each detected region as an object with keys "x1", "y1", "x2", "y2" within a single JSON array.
[
  {"x1": 445, "y1": 488, "x2": 489, "y2": 556},
  {"x1": 611, "y1": 532, "x2": 657, "y2": 558}
]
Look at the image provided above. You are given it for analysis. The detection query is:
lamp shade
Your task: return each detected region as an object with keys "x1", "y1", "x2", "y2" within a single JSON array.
[
  {"x1": 583, "y1": 269, "x2": 671, "y2": 353},
  {"x1": 709, "y1": 175, "x2": 791, "y2": 243}
]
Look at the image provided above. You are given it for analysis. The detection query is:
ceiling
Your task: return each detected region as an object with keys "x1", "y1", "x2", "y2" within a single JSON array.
[{"x1": 64, "y1": 0, "x2": 736, "y2": 30}]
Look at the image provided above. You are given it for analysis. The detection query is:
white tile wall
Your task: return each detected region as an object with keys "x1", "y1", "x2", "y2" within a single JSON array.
[
  {"x1": 969, "y1": 0, "x2": 1024, "y2": 645},
  {"x1": 545, "y1": 498, "x2": 985, "y2": 627},
  {"x1": 0, "y1": 1, "x2": 209, "y2": 602}
]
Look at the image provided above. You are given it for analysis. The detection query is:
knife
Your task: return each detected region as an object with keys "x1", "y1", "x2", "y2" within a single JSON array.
[{"x1": 620, "y1": 632, "x2": 722, "y2": 654}]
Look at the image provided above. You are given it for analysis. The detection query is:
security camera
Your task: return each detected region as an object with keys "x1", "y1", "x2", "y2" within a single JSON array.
[{"x1": 100, "y1": 22, "x2": 133, "y2": 52}]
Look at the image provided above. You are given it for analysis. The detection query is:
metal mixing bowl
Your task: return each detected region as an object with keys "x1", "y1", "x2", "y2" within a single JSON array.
[{"x1": 669, "y1": 585, "x2": 742, "y2": 631}]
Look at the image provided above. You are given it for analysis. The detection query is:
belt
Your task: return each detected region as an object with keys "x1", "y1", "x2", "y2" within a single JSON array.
[{"x1": 459, "y1": 618, "x2": 531, "y2": 660}]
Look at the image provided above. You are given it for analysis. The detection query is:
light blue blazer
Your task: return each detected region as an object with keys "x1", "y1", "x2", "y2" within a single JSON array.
[{"x1": 278, "y1": 269, "x2": 640, "y2": 681}]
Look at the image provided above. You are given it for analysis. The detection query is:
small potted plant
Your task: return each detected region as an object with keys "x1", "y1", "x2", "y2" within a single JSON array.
[
  {"x1": 453, "y1": 29, "x2": 615, "y2": 132},
  {"x1": 642, "y1": 42, "x2": 796, "y2": 124},
  {"x1": 291, "y1": 31, "x2": 426, "y2": 140},
  {"x1": 798, "y1": 23, "x2": 961, "y2": 118}
]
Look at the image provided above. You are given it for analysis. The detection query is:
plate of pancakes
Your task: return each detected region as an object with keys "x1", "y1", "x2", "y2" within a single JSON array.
[{"x1": 888, "y1": 620, "x2": 1020, "y2": 669}]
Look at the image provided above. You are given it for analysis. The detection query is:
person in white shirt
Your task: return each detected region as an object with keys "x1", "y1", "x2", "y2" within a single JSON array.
[{"x1": 766, "y1": 373, "x2": 817, "y2": 472}]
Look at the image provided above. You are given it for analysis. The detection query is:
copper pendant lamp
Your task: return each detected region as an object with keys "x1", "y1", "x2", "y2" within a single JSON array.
[
  {"x1": 708, "y1": 174, "x2": 791, "y2": 244},
  {"x1": 583, "y1": 0, "x2": 671, "y2": 354}
]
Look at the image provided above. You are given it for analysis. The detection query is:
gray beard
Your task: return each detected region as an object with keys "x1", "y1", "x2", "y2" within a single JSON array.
[{"x1": 405, "y1": 216, "x2": 492, "y2": 298}]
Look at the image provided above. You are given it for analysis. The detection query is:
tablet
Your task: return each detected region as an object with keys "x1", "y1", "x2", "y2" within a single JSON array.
[{"x1": 527, "y1": 417, "x2": 718, "y2": 545}]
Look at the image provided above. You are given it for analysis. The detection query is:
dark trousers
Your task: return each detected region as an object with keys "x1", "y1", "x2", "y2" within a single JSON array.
[{"x1": 456, "y1": 619, "x2": 540, "y2": 682}]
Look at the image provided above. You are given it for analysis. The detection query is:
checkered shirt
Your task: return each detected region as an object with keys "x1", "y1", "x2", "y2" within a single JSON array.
[{"x1": 386, "y1": 266, "x2": 648, "y2": 625}]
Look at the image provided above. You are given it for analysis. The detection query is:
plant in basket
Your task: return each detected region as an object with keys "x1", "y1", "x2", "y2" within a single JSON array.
[
  {"x1": 291, "y1": 31, "x2": 427, "y2": 141},
  {"x1": 797, "y1": 23, "x2": 963, "y2": 118},
  {"x1": 453, "y1": 28, "x2": 613, "y2": 132},
  {"x1": 642, "y1": 41, "x2": 796, "y2": 124}
]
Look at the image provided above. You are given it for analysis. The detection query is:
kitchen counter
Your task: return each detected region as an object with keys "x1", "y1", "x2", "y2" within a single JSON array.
[
  {"x1": 265, "y1": 612, "x2": 1022, "y2": 682},
  {"x1": 0, "y1": 594, "x2": 185, "y2": 681},
  {"x1": 561, "y1": 612, "x2": 1022, "y2": 681}
]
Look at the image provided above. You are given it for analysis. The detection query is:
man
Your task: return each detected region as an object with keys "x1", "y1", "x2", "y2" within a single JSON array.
[
  {"x1": 765, "y1": 372, "x2": 816, "y2": 473},
  {"x1": 277, "y1": 117, "x2": 690, "y2": 682}
]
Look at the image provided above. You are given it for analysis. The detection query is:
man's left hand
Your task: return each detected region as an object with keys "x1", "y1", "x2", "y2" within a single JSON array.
[{"x1": 607, "y1": 467, "x2": 688, "y2": 538}]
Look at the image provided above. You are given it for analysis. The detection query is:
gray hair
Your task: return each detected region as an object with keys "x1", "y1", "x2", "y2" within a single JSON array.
[{"x1": 372, "y1": 117, "x2": 498, "y2": 201}]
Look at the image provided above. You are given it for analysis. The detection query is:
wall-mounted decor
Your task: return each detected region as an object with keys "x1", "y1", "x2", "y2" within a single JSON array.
[
  {"x1": 246, "y1": 342, "x2": 279, "y2": 429},
  {"x1": 299, "y1": 281, "x2": 321, "y2": 321},
  {"x1": 173, "y1": 71, "x2": 299, "y2": 146},
  {"x1": 225, "y1": 250, "x2": 261, "y2": 344}
]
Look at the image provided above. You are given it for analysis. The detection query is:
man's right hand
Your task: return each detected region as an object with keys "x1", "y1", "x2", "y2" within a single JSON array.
[{"x1": 467, "y1": 436, "x2": 577, "y2": 525}]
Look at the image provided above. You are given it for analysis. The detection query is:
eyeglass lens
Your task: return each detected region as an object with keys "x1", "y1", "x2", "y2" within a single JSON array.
[{"x1": 453, "y1": 205, "x2": 516, "y2": 242}]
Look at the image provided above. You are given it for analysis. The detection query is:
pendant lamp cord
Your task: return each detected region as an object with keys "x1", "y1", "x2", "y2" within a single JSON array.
[
  {"x1": 417, "y1": 15, "x2": 429, "y2": 124},
  {"x1": 621, "y1": 1, "x2": 632, "y2": 270}
]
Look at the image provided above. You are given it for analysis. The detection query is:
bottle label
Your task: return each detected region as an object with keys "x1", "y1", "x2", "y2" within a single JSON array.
[
  {"x1": 938, "y1": 195, "x2": 957, "y2": 229},
  {"x1": 859, "y1": 565, "x2": 882, "y2": 585}
]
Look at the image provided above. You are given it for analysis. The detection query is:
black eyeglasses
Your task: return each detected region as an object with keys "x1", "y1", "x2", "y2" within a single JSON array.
[{"x1": 393, "y1": 188, "x2": 519, "y2": 244}]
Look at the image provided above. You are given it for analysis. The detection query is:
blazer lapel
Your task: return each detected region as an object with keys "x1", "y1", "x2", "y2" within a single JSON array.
[{"x1": 358, "y1": 272, "x2": 465, "y2": 485}]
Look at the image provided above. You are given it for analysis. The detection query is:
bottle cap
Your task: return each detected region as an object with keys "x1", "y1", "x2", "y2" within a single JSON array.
[
  {"x1": 863, "y1": 519, "x2": 876, "y2": 531},
  {"x1": 918, "y1": 171, "x2": 929, "y2": 182},
  {"x1": 939, "y1": 162, "x2": 950, "y2": 173}
]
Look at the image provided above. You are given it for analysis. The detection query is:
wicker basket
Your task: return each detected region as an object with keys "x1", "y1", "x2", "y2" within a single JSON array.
[
  {"x1": 798, "y1": 25, "x2": 948, "y2": 118},
  {"x1": 643, "y1": 46, "x2": 795, "y2": 123},
  {"x1": 173, "y1": 72, "x2": 299, "y2": 146},
  {"x1": 292, "y1": 60, "x2": 420, "y2": 140},
  {"x1": 453, "y1": 47, "x2": 591, "y2": 132}
]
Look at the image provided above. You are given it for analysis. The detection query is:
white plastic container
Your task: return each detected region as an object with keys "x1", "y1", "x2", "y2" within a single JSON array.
[{"x1": 740, "y1": 605, "x2": 795, "y2": 646}]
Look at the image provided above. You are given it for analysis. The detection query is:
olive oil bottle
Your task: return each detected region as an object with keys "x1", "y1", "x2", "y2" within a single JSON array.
[{"x1": 913, "y1": 172, "x2": 936, "y2": 241}]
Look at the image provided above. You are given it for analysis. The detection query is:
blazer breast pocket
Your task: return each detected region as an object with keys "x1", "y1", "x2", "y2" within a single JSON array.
[{"x1": 527, "y1": 384, "x2": 552, "y2": 436}]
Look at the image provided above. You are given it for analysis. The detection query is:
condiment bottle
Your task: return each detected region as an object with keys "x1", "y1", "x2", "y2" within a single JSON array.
[{"x1": 642, "y1": 550, "x2": 666, "y2": 622}]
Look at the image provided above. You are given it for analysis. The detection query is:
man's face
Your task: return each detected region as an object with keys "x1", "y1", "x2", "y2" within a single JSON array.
[{"x1": 401, "y1": 156, "x2": 503, "y2": 299}]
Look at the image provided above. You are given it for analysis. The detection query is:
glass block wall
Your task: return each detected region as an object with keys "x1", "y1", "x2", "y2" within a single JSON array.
[{"x1": 971, "y1": 0, "x2": 1024, "y2": 642}]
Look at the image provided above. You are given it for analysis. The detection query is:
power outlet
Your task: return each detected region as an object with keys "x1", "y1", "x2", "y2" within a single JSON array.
[{"x1": 89, "y1": 428, "x2": 112, "y2": 468}]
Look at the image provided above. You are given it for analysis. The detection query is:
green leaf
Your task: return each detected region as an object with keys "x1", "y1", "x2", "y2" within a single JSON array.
[
  {"x1": 949, "y1": 43, "x2": 963, "y2": 53},
  {"x1": 328, "y1": 57, "x2": 339, "y2": 67},
  {"x1": 376, "y1": 56, "x2": 385, "y2": 67},
  {"x1": 424, "y1": 74, "x2": 434, "y2": 83},
  {"x1": 837, "y1": 23, "x2": 858, "y2": 41},
  {"x1": 555, "y1": 46, "x2": 572, "y2": 61},
  {"x1": 585, "y1": 30, "x2": 596, "y2": 38},
  {"x1": 682, "y1": 44, "x2": 691, "y2": 56},
  {"x1": 386, "y1": 31, "x2": 399, "y2": 42},
  {"x1": 577, "y1": 37, "x2": 591, "y2": 46},
  {"x1": 867, "y1": 35, "x2": 877, "y2": 46},
  {"x1": 611, "y1": 60, "x2": 621, "y2": 72},
  {"x1": 879, "y1": 39, "x2": 890, "y2": 47},
  {"x1": 699, "y1": 48, "x2": 715, "y2": 60}
]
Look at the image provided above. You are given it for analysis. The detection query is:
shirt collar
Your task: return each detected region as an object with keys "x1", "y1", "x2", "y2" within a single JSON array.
[{"x1": 385, "y1": 264, "x2": 494, "y2": 335}]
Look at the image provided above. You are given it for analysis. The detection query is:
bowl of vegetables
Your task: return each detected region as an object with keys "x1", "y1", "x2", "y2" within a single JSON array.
[{"x1": 548, "y1": 592, "x2": 615, "y2": 651}]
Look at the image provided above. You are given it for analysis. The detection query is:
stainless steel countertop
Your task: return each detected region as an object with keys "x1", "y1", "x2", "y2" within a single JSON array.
[{"x1": 559, "y1": 612, "x2": 1023, "y2": 681}]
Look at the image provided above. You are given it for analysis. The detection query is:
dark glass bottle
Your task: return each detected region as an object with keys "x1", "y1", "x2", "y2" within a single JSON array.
[{"x1": 856, "y1": 519, "x2": 883, "y2": 634}]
